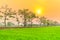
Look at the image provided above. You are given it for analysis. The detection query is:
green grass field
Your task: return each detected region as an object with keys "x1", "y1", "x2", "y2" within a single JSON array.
[{"x1": 0, "y1": 26, "x2": 60, "y2": 40}]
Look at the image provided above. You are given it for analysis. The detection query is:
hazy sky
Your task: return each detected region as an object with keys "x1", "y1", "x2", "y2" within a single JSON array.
[{"x1": 0, "y1": 0, "x2": 60, "y2": 22}]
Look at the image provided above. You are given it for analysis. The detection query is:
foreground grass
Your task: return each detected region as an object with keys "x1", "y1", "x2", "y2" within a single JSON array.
[{"x1": 0, "y1": 26, "x2": 60, "y2": 40}]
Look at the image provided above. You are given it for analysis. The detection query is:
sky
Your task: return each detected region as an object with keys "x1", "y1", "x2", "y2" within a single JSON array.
[{"x1": 0, "y1": 0, "x2": 60, "y2": 22}]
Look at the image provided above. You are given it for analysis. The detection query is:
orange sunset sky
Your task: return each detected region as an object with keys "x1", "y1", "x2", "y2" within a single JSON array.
[{"x1": 0, "y1": 0, "x2": 60, "y2": 22}]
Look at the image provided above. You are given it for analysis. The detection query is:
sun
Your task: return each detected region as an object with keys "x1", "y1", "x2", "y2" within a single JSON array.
[
  {"x1": 34, "y1": 9, "x2": 43, "y2": 17},
  {"x1": 35, "y1": 9, "x2": 42, "y2": 16},
  {"x1": 34, "y1": 7, "x2": 44, "y2": 17},
  {"x1": 36, "y1": 9, "x2": 41, "y2": 14}
]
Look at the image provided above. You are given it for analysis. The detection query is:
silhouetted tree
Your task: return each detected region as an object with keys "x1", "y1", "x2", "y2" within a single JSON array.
[
  {"x1": 27, "y1": 11, "x2": 36, "y2": 27},
  {"x1": 53, "y1": 21, "x2": 58, "y2": 26},
  {"x1": 18, "y1": 9, "x2": 30, "y2": 27},
  {"x1": 0, "y1": 5, "x2": 11, "y2": 27},
  {"x1": 13, "y1": 10, "x2": 20, "y2": 27},
  {"x1": 40, "y1": 16, "x2": 47, "y2": 26}
]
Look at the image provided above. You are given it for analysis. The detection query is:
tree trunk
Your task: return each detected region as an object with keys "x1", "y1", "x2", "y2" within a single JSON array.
[
  {"x1": 31, "y1": 21, "x2": 32, "y2": 27},
  {"x1": 30, "y1": 19, "x2": 32, "y2": 27},
  {"x1": 24, "y1": 13, "x2": 27, "y2": 27},
  {"x1": 4, "y1": 14, "x2": 6, "y2": 27},
  {"x1": 16, "y1": 15, "x2": 19, "y2": 27},
  {"x1": 40, "y1": 23, "x2": 41, "y2": 26},
  {"x1": 24, "y1": 18, "x2": 26, "y2": 27},
  {"x1": 17, "y1": 18, "x2": 19, "y2": 27},
  {"x1": 17, "y1": 21, "x2": 19, "y2": 27},
  {"x1": 47, "y1": 23, "x2": 49, "y2": 26}
]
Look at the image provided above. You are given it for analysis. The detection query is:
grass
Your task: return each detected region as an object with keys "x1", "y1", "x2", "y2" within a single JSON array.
[{"x1": 0, "y1": 26, "x2": 60, "y2": 40}]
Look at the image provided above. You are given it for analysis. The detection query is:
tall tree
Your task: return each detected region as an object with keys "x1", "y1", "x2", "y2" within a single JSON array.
[
  {"x1": 40, "y1": 16, "x2": 47, "y2": 26},
  {"x1": 13, "y1": 10, "x2": 20, "y2": 27},
  {"x1": 27, "y1": 11, "x2": 36, "y2": 27},
  {"x1": 53, "y1": 21, "x2": 58, "y2": 26},
  {"x1": 0, "y1": 5, "x2": 10, "y2": 27},
  {"x1": 18, "y1": 9, "x2": 29, "y2": 27},
  {"x1": 8, "y1": 9, "x2": 20, "y2": 27},
  {"x1": 0, "y1": 15, "x2": 3, "y2": 26},
  {"x1": 46, "y1": 20, "x2": 50, "y2": 26}
]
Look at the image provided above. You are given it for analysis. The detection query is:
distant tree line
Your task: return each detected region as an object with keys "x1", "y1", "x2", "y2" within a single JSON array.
[{"x1": 0, "y1": 5, "x2": 59, "y2": 27}]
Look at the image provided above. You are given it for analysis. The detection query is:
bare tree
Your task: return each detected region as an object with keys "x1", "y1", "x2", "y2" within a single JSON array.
[
  {"x1": 18, "y1": 9, "x2": 29, "y2": 27},
  {"x1": 0, "y1": 5, "x2": 10, "y2": 27},
  {"x1": 27, "y1": 11, "x2": 36, "y2": 27}
]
